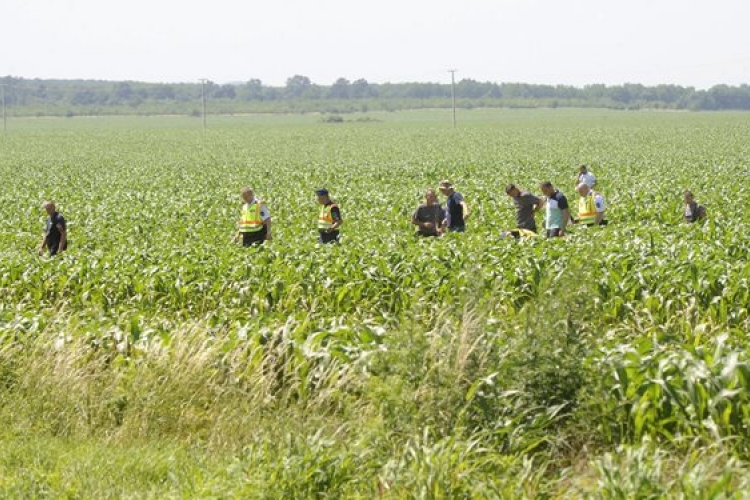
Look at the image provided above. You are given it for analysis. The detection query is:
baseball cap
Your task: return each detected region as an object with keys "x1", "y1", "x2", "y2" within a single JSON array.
[
  {"x1": 438, "y1": 180, "x2": 452, "y2": 188},
  {"x1": 315, "y1": 188, "x2": 329, "y2": 196}
]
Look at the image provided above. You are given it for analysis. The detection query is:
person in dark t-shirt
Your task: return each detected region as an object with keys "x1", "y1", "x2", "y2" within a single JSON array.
[
  {"x1": 412, "y1": 189, "x2": 447, "y2": 236},
  {"x1": 683, "y1": 190, "x2": 707, "y2": 223},
  {"x1": 38, "y1": 201, "x2": 67, "y2": 256},
  {"x1": 438, "y1": 180, "x2": 470, "y2": 232},
  {"x1": 505, "y1": 183, "x2": 543, "y2": 233}
]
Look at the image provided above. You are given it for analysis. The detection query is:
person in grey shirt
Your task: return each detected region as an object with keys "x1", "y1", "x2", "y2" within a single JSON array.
[
  {"x1": 412, "y1": 188, "x2": 447, "y2": 237},
  {"x1": 505, "y1": 184, "x2": 543, "y2": 233}
]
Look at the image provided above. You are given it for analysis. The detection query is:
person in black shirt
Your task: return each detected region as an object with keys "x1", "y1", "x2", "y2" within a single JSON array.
[
  {"x1": 38, "y1": 201, "x2": 67, "y2": 256},
  {"x1": 505, "y1": 183, "x2": 543, "y2": 233},
  {"x1": 438, "y1": 180, "x2": 470, "y2": 232},
  {"x1": 412, "y1": 188, "x2": 447, "y2": 236},
  {"x1": 683, "y1": 190, "x2": 707, "y2": 223}
]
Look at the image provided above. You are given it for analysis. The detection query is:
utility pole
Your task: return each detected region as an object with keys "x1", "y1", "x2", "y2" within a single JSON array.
[
  {"x1": 1, "y1": 84, "x2": 6, "y2": 134},
  {"x1": 200, "y1": 79, "x2": 207, "y2": 132},
  {"x1": 448, "y1": 69, "x2": 457, "y2": 128}
]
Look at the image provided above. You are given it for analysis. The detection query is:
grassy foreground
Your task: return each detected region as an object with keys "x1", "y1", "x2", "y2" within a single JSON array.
[{"x1": 2, "y1": 109, "x2": 750, "y2": 497}]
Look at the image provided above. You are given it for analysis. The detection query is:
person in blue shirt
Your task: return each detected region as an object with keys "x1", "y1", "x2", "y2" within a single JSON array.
[
  {"x1": 38, "y1": 201, "x2": 67, "y2": 256},
  {"x1": 438, "y1": 180, "x2": 470, "y2": 232}
]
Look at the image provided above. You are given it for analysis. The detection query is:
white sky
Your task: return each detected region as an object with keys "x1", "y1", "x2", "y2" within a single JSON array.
[{"x1": 3, "y1": 0, "x2": 749, "y2": 89}]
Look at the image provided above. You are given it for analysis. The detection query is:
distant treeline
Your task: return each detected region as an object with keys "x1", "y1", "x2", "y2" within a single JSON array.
[{"x1": 2, "y1": 75, "x2": 750, "y2": 116}]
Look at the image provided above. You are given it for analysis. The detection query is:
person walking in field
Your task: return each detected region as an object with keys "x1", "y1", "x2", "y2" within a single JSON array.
[
  {"x1": 412, "y1": 188, "x2": 447, "y2": 237},
  {"x1": 316, "y1": 188, "x2": 342, "y2": 243},
  {"x1": 573, "y1": 182, "x2": 606, "y2": 226},
  {"x1": 438, "y1": 180, "x2": 470, "y2": 232},
  {"x1": 38, "y1": 200, "x2": 67, "y2": 256},
  {"x1": 683, "y1": 190, "x2": 707, "y2": 223},
  {"x1": 540, "y1": 181, "x2": 569, "y2": 238},
  {"x1": 577, "y1": 165, "x2": 597, "y2": 188},
  {"x1": 234, "y1": 187, "x2": 272, "y2": 246},
  {"x1": 505, "y1": 183, "x2": 544, "y2": 233}
]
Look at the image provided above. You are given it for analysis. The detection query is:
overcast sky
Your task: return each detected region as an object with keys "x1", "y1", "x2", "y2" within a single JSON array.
[{"x1": 3, "y1": 0, "x2": 749, "y2": 89}]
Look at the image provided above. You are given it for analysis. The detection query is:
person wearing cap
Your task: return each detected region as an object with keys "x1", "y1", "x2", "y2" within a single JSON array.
[
  {"x1": 316, "y1": 188, "x2": 342, "y2": 243},
  {"x1": 234, "y1": 187, "x2": 272, "y2": 246},
  {"x1": 505, "y1": 184, "x2": 543, "y2": 233},
  {"x1": 412, "y1": 188, "x2": 447, "y2": 237},
  {"x1": 577, "y1": 165, "x2": 597, "y2": 188},
  {"x1": 438, "y1": 181, "x2": 470, "y2": 232},
  {"x1": 683, "y1": 190, "x2": 707, "y2": 223},
  {"x1": 540, "y1": 181, "x2": 569, "y2": 238},
  {"x1": 573, "y1": 183, "x2": 606, "y2": 226},
  {"x1": 38, "y1": 200, "x2": 67, "y2": 256}
]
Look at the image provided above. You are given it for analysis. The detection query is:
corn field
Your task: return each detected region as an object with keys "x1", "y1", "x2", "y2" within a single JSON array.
[{"x1": 1, "y1": 109, "x2": 750, "y2": 498}]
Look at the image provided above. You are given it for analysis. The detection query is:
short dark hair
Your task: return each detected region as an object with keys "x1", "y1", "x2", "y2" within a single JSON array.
[
  {"x1": 505, "y1": 183, "x2": 516, "y2": 194},
  {"x1": 540, "y1": 181, "x2": 553, "y2": 189}
]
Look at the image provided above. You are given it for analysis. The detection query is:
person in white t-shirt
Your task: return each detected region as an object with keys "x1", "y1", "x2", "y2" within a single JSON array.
[{"x1": 578, "y1": 165, "x2": 597, "y2": 188}]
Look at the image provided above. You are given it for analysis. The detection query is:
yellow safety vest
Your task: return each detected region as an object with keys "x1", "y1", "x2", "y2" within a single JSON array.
[
  {"x1": 239, "y1": 201, "x2": 264, "y2": 233},
  {"x1": 318, "y1": 204, "x2": 339, "y2": 230},
  {"x1": 577, "y1": 194, "x2": 597, "y2": 225}
]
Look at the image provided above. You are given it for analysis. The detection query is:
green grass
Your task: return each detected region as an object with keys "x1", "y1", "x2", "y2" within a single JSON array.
[{"x1": 2, "y1": 109, "x2": 750, "y2": 497}]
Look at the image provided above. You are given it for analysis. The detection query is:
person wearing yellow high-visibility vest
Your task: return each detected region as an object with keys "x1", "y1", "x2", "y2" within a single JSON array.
[
  {"x1": 234, "y1": 187, "x2": 272, "y2": 246},
  {"x1": 315, "y1": 188, "x2": 342, "y2": 243},
  {"x1": 573, "y1": 183, "x2": 606, "y2": 226}
]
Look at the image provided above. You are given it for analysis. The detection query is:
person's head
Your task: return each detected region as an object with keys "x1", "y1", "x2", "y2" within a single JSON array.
[
  {"x1": 438, "y1": 180, "x2": 453, "y2": 196},
  {"x1": 315, "y1": 188, "x2": 330, "y2": 205},
  {"x1": 505, "y1": 183, "x2": 520, "y2": 198},
  {"x1": 424, "y1": 188, "x2": 438, "y2": 204},
  {"x1": 241, "y1": 187, "x2": 254, "y2": 203},
  {"x1": 579, "y1": 165, "x2": 588, "y2": 174},
  {"x1": 42, "y1": 200, "x2": 56, "y2": 216},
  {"x1": 683, "y1": 190, "x2": 695, "y2": 205},
  {"x1": 576, "y1": 183, "x2": 590, "y2": 197},
  {"x1": 539, "y1": 181, "x2": 555, "y2": 197}
]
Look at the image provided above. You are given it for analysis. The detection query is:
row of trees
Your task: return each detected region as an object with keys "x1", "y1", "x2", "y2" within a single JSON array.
[{"x1": 3, "y1": 75, "x2": 750, "y2": 114}]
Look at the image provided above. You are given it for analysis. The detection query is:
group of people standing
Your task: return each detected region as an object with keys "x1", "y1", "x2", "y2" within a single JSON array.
[
  {"x1": 36, "y1": 165, "x2": 708, "y2": 256},
  {"x1": 410, "y1": 164, "x2": 706, "y2": 241},
  {"x1": 235, "y1": 186, "x2": 343, "y2": 246}
]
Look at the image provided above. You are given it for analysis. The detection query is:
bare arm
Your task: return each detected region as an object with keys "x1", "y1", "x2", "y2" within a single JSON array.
[
  {"x1": 560, "y1": 209, "x2": 569, "y2": 233},
  {"x1": 57, "y1": 225, "x2": 67, "y2": 254},
  {"x1": 38, "y1": 232, "x2": 48, "y2": 255},
  {"x1": 461, "y1": 201, "x2": 470, "y2": 221},
  {"x1": 533, "y1": 197, "x2": 544, "y2": 213}
]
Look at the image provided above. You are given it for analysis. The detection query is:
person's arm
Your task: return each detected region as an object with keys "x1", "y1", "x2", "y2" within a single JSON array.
[
  {"x1": 234, "y1": 217, "x2": 242, "y2": 243},
  {"x1": 57, "y1": 224, "x2": 67, "y2": 253},
  {"x1": 560, "y1": 208, "x2": 570, "y2": 234},
  {"x1": 38, "y1": 232, "x2": 48, "y2": 255},
  {"x1": 461, "y1": 201, "x2": 470, "y2": 221},
  {"x1": 438, "y1": 208, "x2": 447, "y2": 234},
  {"x1": 532, "y1": 196, "x2": 544, "y2": 213},
  {"x1": 594, "y1": 194, "x2": 605, "y2": 225},
  {"x1": 261, "y1": 204, "x2": 272, "y2": 240},
  {"x1": 329, "y1": 207, "x2": 342, "y2": 232},
  {"x1": 698, "y1": 205, "x2": 707, "y2": 220}
]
